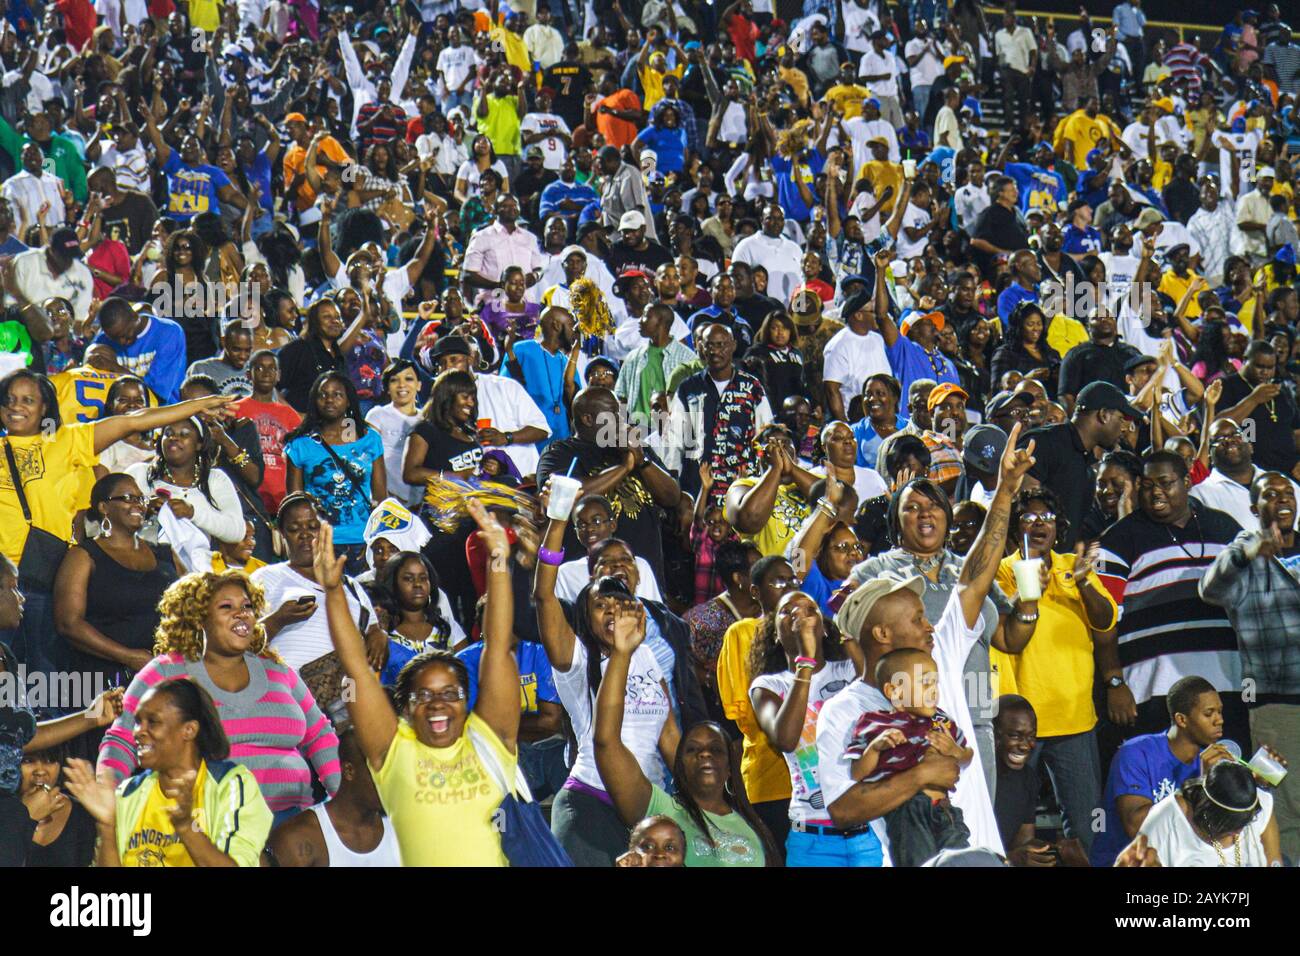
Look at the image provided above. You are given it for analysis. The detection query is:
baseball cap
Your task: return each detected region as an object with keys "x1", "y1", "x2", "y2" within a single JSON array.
[
  {"x1": 963, "y1": 424, "x2": 1007, "y2": 472},
  {"x1": 834, "y1": 574, "x2": 926, "y2": 645},
  {"x1": 575, "y1": 220, "x2": 605, "y2": 241},
  {"x1": 615, "y1": 269, "x2": 649, "y2": 295},
  {"x1": 902, "y1": 310, "x2": 946, "y2": 337},
  {"x1": 428, "y1": 335, "x2": 471, "y2": 359},
  {"x1": 866, "y1": 135, "x2": 889, "y2": 148},
  {"x1": 925, "y1": 381, "x2": 968, "y2": 411},
  {"x1": 1124, "y1": 352, "x2": 1159, "y2": 374},
  {"x1": 1153, "y1": 97, "x2": 1175, "y2": 113},
  {"x1": 1075, "y1": 381, "x2": 1144, "y2": 419},
  {"x1": 284, "y1": 112, "x2": 308, "y2": 125},
  {"x1": 1257, "y1": 165, "x2": 1277, "y2": 180},
  {"x1": 1085, "y1": 148, "x2": 1106, "y2": 166},
  {"x1": 1134, "y1": 207, "x2": 1165, "y2": 229},
  {"x1": 985, "y1": 390, "x2": 1034, "y2": 417},
  {"x1": 840, "y1": 288, "x2": 872, "y2": 321},
  {"x1": 49, "y1": 227, "x2": 83, "y2": 259},
  {"x1": 942, "y1": 55, "x2": 966, "y2": 69},
  {"x1": 863, "y1": 97, "x2": 882, "y2": 109},
  {"x1": 525, "y1": 145, "x2": 544, "y2": 159},
  {"x1": 1230, "y1": 117, "x2": 1247, "y2": 133},
  {"x1": 559, "y1": 244, "x2": 586, "y2": 261},
  {"x1": 618, "y1": 210, "x2": 647, "y2": 231}
]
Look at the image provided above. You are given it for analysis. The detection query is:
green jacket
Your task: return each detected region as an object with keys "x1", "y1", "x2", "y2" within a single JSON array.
[
  {"x1": 114, "y1": 759, "x2": 272, "y2": 867},
  {"x1": 0, "y1": 115, "x2": 88, "y2": 204}
]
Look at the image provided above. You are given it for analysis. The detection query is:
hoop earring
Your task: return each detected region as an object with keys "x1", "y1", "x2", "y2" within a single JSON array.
[
  {"x1": 724, "y1": 778, "x2": 734, "y2": 797},
  {"x1": 97, "y1": 516, "x2": 113, "y2": 539}
]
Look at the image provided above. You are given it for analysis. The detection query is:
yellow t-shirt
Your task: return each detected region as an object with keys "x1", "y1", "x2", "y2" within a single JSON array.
[
  {"x1": 50, "y1": 365, "x2": 155, "y2": 425},
  {"x1": 715, "y1": 617, "x2": 791, "y2": 805},
  {"x1": 994, "y1": 551, "x2": 1116, "y2": 738},
  {"x1": 639, "y1": 62, "x2": 685, "y2": 112},
  {"x1": 1046, "y1": 313, "x2": 1089, "y2": 358},
  {"x1": 823, "y1": 84, "x2": 873, "y2": 120},
  {"x1": 489, "y1": 27, "x2": 532, "y2": 73},
  {"x1": 1053, "y1": 110, "x2": 1118, "y2": 169},
  {"x1": 373, "y1": 713, "x2": 512, "y2": 867},
  {"x1": 188, "y1": 0, "x2": 221, "y2": 32},
  {"x1": 0, "y1": 422, "x2": 98, "y2": 565},
  {"x1": 728, "y1": 478, "x2": 810, "y2": 558},
  {"x1": 209, "y1": 554, "x2": 267, "y2": 575},
  {"x1": 857, "y1": 161, "x2": 904, "y2": 216},
  {"x1": 1158, "y1": 269, "x2": 1205, "y2": 320},
  {"x1": 120, "y1": 762, "x2": 209, "y2": 868}
]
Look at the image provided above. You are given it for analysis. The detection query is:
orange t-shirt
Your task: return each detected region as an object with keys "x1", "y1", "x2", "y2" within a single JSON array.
[
  {"x1": 595, "y1": 89, "x2": 642, "y2": 149},
  {"x1": 283, "y1": 135, "x2": 351, "y2": 211}
]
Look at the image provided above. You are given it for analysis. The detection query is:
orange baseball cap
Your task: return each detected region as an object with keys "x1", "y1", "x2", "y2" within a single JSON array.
[
  {"x1": 284, "y1": 112, "x2": 308, "y2": 125},
  {"x1": 926, "y1": 382, "x2": 969, "y2": 411},
  {"x1": 900, "y1": 310, "x2": 945, "y2": 336}
]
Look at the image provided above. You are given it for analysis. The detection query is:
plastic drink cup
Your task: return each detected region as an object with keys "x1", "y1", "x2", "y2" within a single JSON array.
[
  {"x1": 477, "y1": 418, "x2": 492, "y2": 430},
  {"x1": 1248, "y1": 747, "x2": 1288, "y2": 786},
  {"x1": 546, "y1": 475, "x2": 583, "y2": 521},
  {"x1": 902, "y1": 158, "x2": 917, "y2": 178},
  {"x1": 1012, "y1": 557, "x2": 1044, "y2": 601}
]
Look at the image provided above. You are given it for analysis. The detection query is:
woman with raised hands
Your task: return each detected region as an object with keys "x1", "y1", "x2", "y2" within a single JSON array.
[
  {"x1": 315, "y1": 503, "x2": 521, "y2": 867},
  {"x1": 595, "y1": 594, "x2": 778, "y2": 867}
]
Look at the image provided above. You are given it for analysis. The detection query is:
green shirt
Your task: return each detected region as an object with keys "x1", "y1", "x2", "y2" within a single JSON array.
[
  {"x1": 477, "y1": 96, "x2": 522, "y2": 158},
  {"x1": 645, "y1": 784, "x2": 765, "y2": 867},
  {"x1": 635, "y1": 344, "x2": 666, "y2": 422},
  {"x1": 0, "y1": 116, "x2": 88, "y2": 203},
  {"x1": 666, "y1": 358, "x2": 703, "y2": 397}
]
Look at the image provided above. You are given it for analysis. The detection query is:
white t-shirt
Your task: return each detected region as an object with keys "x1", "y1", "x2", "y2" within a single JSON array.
[
  {"x1": 520, "y1": 113, "x2": 572, "y2": 171},
  {"x1": 821, "y1": 328, "x2": 890, "y2": 416},
  {"x1": 841, "y1": 0, "x2": 880, "y2": 53},
  {"x1": 475, "y1": 373, "x2": 552, "y2": 477},
  {"x1": 954, "y1": 182, "x2": 989, "y2": 231},
  {"x1": 904, "y1": 37, "x2": 945, "y2": 88},
  {"x1": 750, "y1": 660, "x2": 857, "y2": 825},
  {"x1": 555, "y1": 556, "x2": 663, "y2": 602},
  {"x1": 895, "y1": 201, "x2": 933, "y2": 259},
  {"x1": 1139, "y1": 789, "x2": 1273, "y2": 867},
  {"x1": 365, "y1": 403, "x2": 422, "y2": 506},
  {"x1": 249, "y1": 563, "x2": 379, "y2": 672},
  {"x1": 436, "y1": 45, "x2": 481, "y2": 93},
  {"x1": 858, "y1": 49, "x2": 900, "y2": 99},
  {"x1": 731, "y1": 232, "x2": 804, "y2": 305},
  {"x1": 830, "y1": 115, "x2": 900, "y2": 173},
  {"x1": 807, "y1": 465, "x2": 890, "y2": 505},
  {"x1": 5, "y1": 247, "x2": 93, "y2": 321},
  {"x1": 455, "y1": 159, "x2": 510, "y2": 193},
  {"x1": 1099, "y1": 252, "x2": 1141, "y2": 311},
  {"x1": 553, "y1": 639, "x2": 671, "y2": 790},
  {"x1": 1213, "y1": 129, "x2": 1263, "y2": 199}
]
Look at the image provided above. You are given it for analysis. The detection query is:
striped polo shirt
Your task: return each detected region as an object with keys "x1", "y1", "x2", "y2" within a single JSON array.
[
  {"x1": 98, "y1": 652, "x2": 341, "y2": 813},
  {"x1": 1097, "y1": 501, "x2": 1244, "y2": 705}
]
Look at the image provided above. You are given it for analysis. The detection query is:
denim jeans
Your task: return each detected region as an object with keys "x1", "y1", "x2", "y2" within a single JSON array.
[
  {"x1": 1026, "y1": 728, "x2": 1102, "y2": 853},
  {"x1": 912, "y1": 84, "x2": 932, "y2": 123},
  {"x1": 885, "y1": 793, "x2": 970, "y2": 866},
  {"x1": 442, "y1": 89, "x2": 475, "y2": 116},
  {"x1": 786, "y1": 826, "x2": 883, "y2": 867},
  {"x1": 518, "y1": 735, "x2": 568, "y2": 802}
]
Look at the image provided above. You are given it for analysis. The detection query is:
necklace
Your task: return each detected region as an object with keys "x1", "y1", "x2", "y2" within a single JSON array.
[
  {"x1": 912, "y1": 552, "x2": 944, "y2": 574},
  {"x1": 1267, "y1": 399, "x2": 1278, "y2": 423},
  {"x1": 1164, "y1": 510, "x2": 1205, "y2": 562},
  {"x1": 1210, "y1": 834, "x2": 1242, "y2": 867}
]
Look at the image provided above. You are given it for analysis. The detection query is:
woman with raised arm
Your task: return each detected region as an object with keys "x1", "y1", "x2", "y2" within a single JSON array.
[
  {"x1": 66, "y1": 678, "x2": 273, "y2": 867},
  {"x1": 595, "y1": 596, "x2": 778, "y2": 867},
  {"x1": 316, "y1": 502, "x2": 521, "y2": 867}
]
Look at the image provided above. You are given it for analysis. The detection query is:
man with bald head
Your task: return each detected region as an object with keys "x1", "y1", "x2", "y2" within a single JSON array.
[
  {"x1": 814, "y1": 423, "x2": 1037, "y2": 864},
  {"x1": 502, "y1": 305, "x2": 584, "y2": 444},
  {"x1": 663, "y1": 322, "x2": 774, "y2": 503},
  {"x1": 537, "y1": 385, "x2": 682, "y2": 589}
]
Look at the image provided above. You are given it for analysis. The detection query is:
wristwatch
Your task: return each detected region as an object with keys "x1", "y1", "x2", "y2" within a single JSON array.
[
  {"x1": 504, "y1": 431, "x2": 515, "y2": 444},
  {"x1": 1107, "y1": 675, "x2": 1126, "y2": 689}
]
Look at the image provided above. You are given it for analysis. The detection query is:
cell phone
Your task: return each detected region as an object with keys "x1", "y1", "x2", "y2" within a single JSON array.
[{"x1": 296, "y1": 595, "x2": 317, "y2": 605}]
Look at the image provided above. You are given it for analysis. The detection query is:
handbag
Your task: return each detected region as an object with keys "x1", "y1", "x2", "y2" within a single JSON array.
[
  {"x1": 3, "y1": 440, "x2": 68, "y2": 593},
  {"x1": 467, "y1": 725, "x2": 573, "y2": 868},
  {"x1": 377, "y1": 194, "x2": 416, "y2": 231},
  {"x1": 298, "y1": 580, "x2": 372, "y2": 716}
]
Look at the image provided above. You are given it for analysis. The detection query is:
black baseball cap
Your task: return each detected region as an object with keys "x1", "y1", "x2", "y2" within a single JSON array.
[
  {"x1": 1075, "y1": 381, "x2": 1144, "y2": 419},
  {"x1": 1123, "y1": 353, "x2": 1159, "y2": 374},
  {"x1": 49, "y1": 227, "x2": 84, "y2": 260},
  {"x1": 985, "y1": 390, "x2": 1034, "y2": 417},
  {"x1": 428, "y1": 335, "x2": 471, "y2": 359}
]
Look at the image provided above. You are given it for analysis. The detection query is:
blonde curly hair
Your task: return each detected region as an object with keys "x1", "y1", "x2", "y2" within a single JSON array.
[{"x1": 154, "y1": 571, "x2": 280, "y2": 663}]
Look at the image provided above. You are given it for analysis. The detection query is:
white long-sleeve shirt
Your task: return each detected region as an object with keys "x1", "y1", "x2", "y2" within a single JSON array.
[
  {"x1": 339, "y1": 31, "x2": 418, "y2": 136},
  {"x1": 125, "y1": 461, "x2": 248, "y2": 545}
]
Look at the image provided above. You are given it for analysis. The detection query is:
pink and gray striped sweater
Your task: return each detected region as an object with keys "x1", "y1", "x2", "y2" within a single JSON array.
[{"x1": 98, "y1": 652, "x2": 341, "y2": 813}]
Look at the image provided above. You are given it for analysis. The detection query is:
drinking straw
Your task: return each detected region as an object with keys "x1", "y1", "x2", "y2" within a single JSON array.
[{"x1": 565, "y1": 459, "x2": 577, "y2": 477}]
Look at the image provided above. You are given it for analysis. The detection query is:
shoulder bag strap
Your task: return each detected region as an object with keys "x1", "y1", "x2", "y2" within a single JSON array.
[
  {"x1": 313, "y1": 433, "x2": 373, "y2": 511},
  {"x1": 4, "y1": 440, "x2": 33, "y2": 526},
  {"x1": 467, "y1": 725, "x2": 532, "y2": 803}
]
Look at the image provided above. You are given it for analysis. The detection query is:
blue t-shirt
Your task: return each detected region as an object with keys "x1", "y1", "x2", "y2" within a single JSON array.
[
  {"x1": 90, "y1": 316, "x2": 187, "y2": 403},
  {"x1": 996, "y1": 282, "x2": 1038, "y2": 328},
  {"x1": 1062, "y1": 223, "x2": 1102, "y2": 255},
  {"x1": 242, "y1": 150, "x2": 274, "y2": 213},
  {"x1": 635, "y1": 125, "x2": 688, "y2": 175},
  {"x1": 161, "y1": 150, "x2": 232, "y2": 221},
  {"x1": 0, "y1": 235, "x2": 28, "y2": 256},
  {"x1": 502, "y1": 339, "x2": 583, "y2": 447},
  {"x1": 458, "y1": 639, "x2": 559, "y2": 711},
  {"x1": 1089, "y1": 731, "x2": 1203, "y2": 867},
  {"x1": 885, "y1": 334, "x2": 960, "y2": 397},
  {"x1": 853, "y1": 413, "x2": 909, "y2": 467},
  {"x1": 800, "y1": 561, "x2": 842, "y2": 617},
  {"x1": 284, "y1": 429, "x2": 384, "y2": 544},
  {"x1": 770, "y1": 150, "x2": 825, "y2": 224},
  {"x1": 1004, "y1": 162, "x2": 1067, "y2": 215}
]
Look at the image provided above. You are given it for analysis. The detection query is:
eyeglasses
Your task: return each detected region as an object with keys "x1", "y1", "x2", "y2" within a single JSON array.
[
  {"x1": 409, "y1": 687, "x2": 465, "y2": 706},
  {"x1": 1018, "y1": 512, "x2": 1056, "y2": 525},
  {"x1": 766, "y1": 576, "x2": 798, "y2": 590},
  {"x1": 105, "y1": 494, "x2": 148, "y2": 505},
  {"x1": 828, "y1": 541, "x2": 865, "y2": 554}
]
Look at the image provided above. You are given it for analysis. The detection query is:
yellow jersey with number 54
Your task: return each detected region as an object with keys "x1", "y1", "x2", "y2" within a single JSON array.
[{"x1": 50, "y1": 365, "x2": 155, "y2": 425}]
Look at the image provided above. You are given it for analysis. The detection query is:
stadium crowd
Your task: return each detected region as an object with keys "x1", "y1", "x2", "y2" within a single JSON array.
[{"x1": 1, "y1": 0, "x2": 1300, "y2": 868}]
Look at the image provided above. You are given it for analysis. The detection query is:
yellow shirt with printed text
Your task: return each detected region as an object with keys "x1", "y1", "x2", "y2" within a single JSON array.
[
  {"x1": 373, "y1": 713, "x2": 513, "y2": 867},
  {"x1": 0, "y1": 422, "x2": 98, "y2": 565},
  {"x1": 120, "y1": 762, "x2": 209, "y2": 868}
]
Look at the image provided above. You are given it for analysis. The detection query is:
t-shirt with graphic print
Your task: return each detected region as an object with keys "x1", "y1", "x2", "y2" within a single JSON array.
[
  {"x1": 0, "y1": 422, "x2": 98, "y2": 565},
  {"x1": 645, "y1": 783, "x2": 766, "y2": 867},
  {"x1": 284, "y1": 428, "x2": 384, "y2": 545},
  {"x1": 749, "y1": 659, "x2": 857, "y2": 826}
]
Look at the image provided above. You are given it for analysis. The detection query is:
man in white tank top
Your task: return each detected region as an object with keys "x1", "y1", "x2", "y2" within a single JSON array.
[{"x1": 264, "y1": 729, "x2": 402, "y2": 867}]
